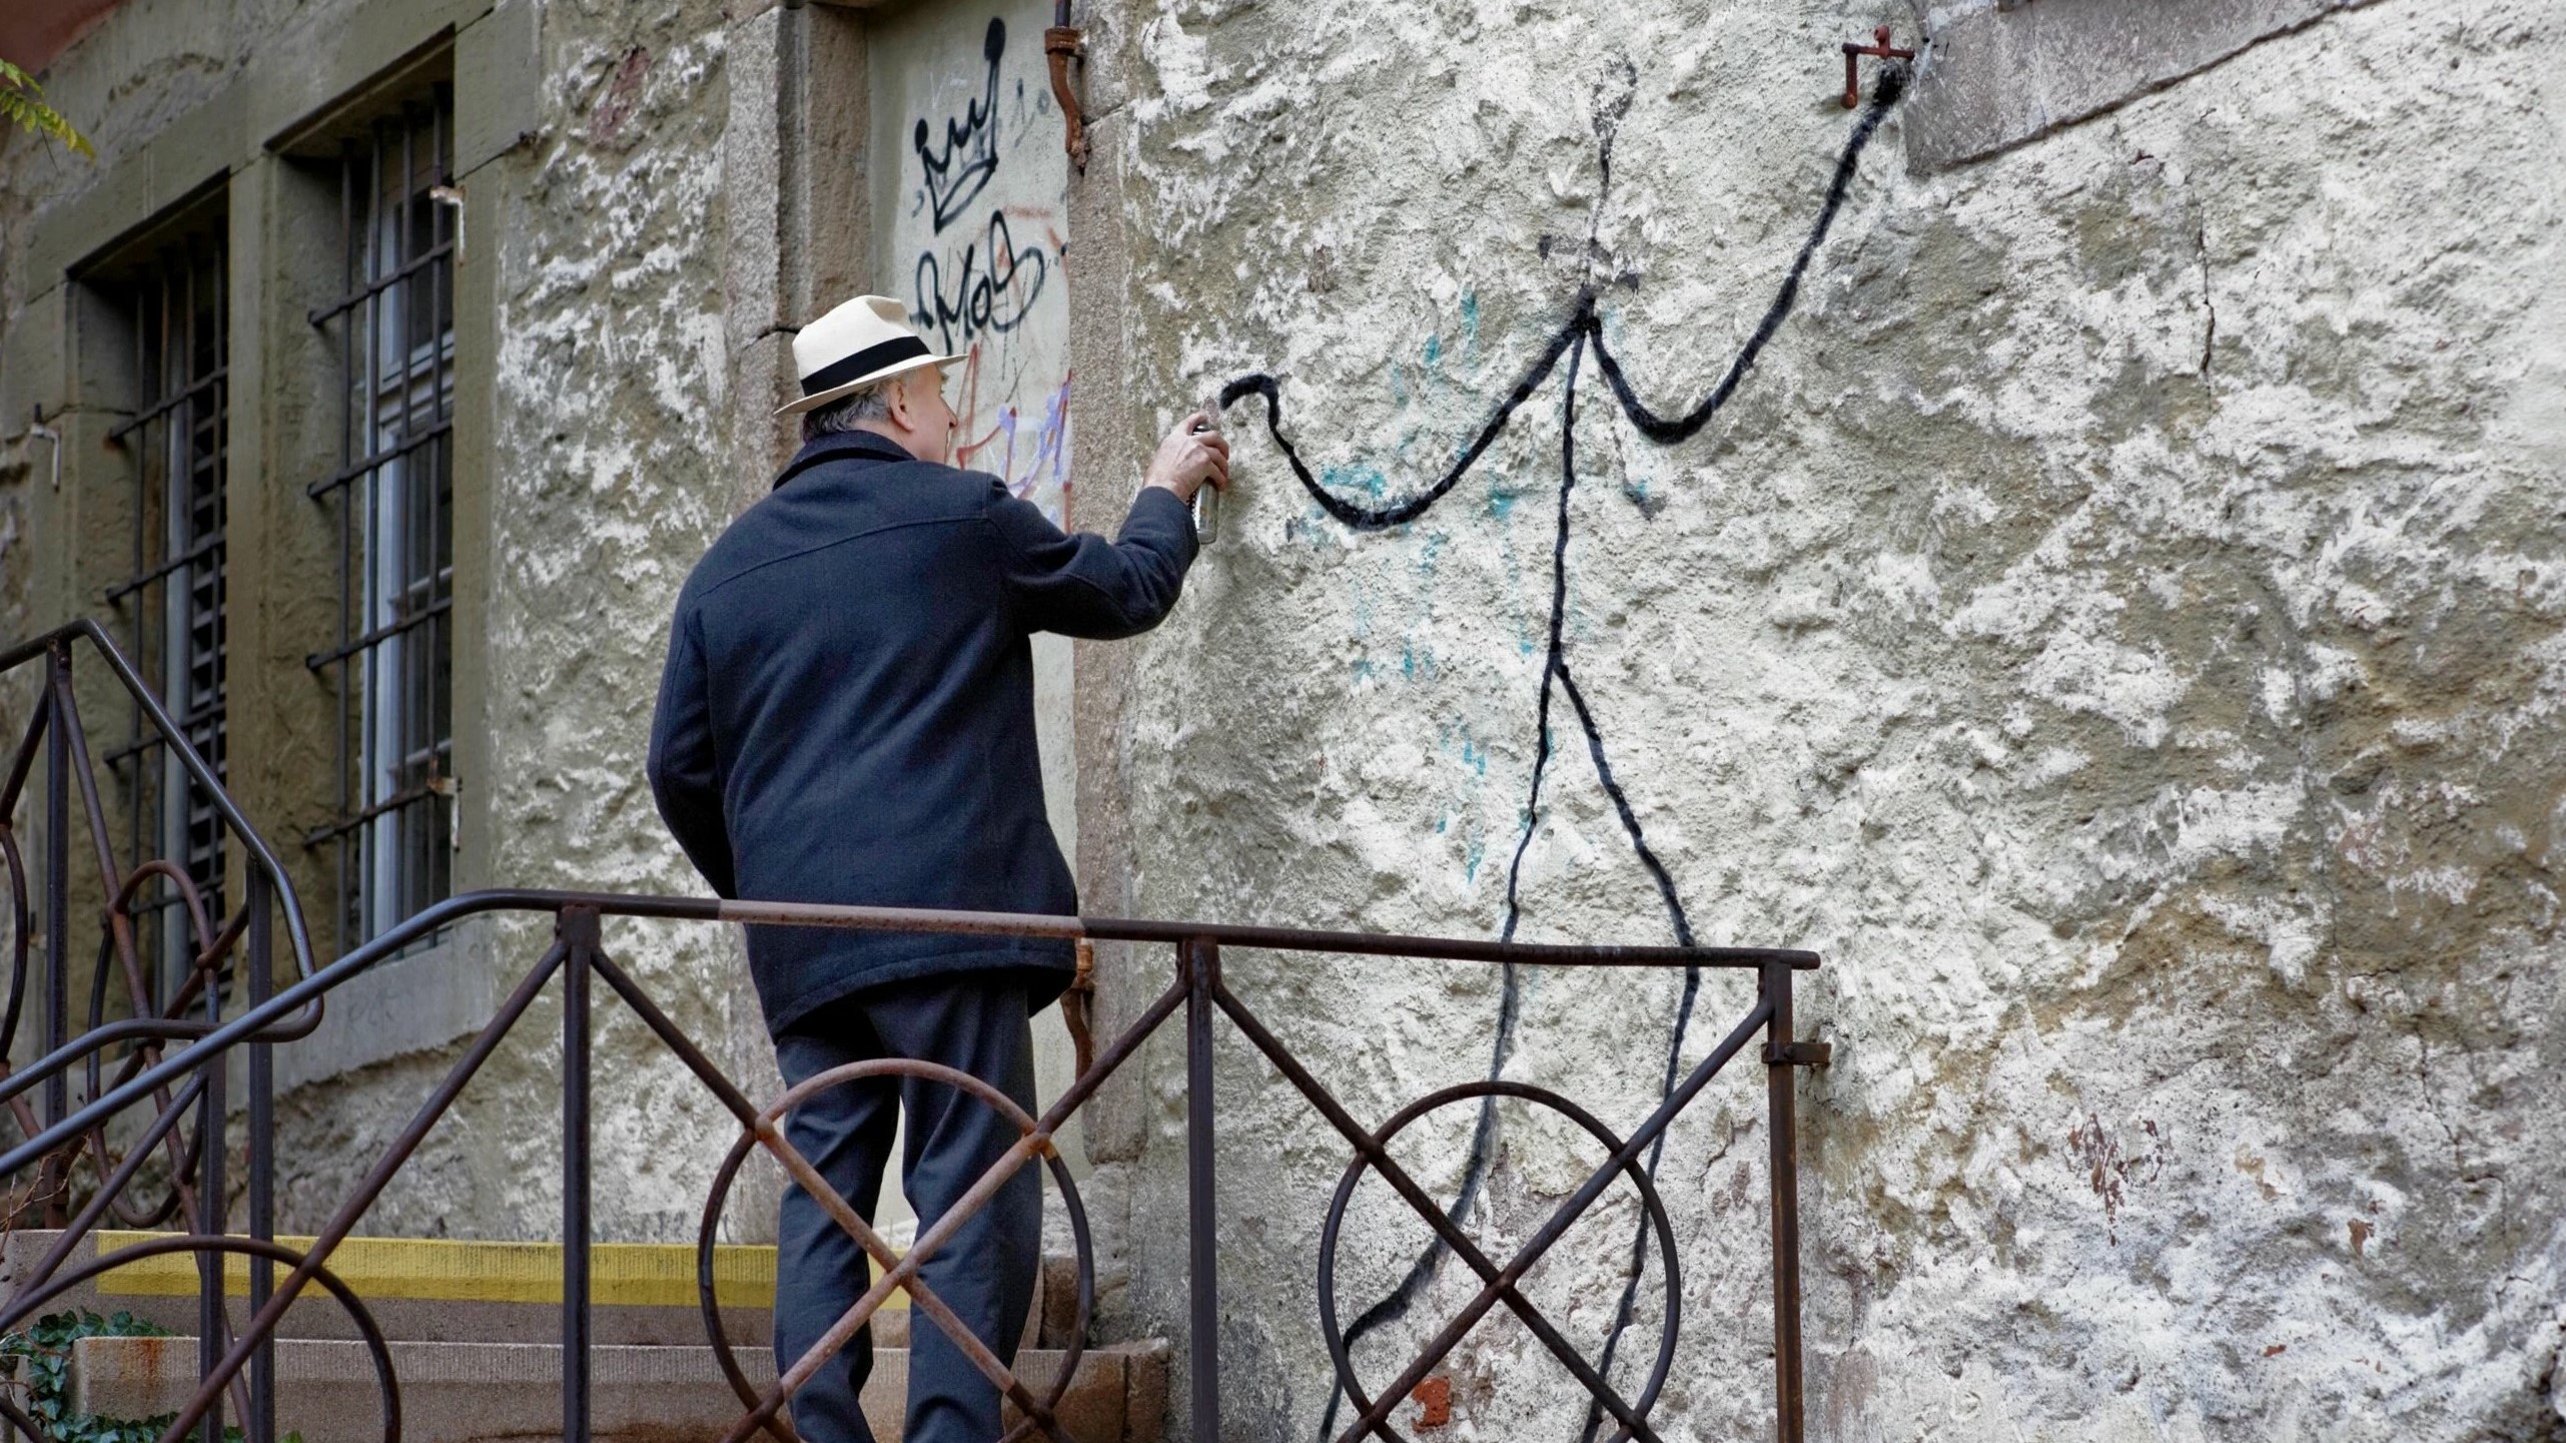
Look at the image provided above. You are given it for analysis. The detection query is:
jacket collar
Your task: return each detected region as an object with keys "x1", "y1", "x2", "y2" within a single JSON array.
[{"x1": 773, "y1": 429, "x2": 918, "y2": 490}]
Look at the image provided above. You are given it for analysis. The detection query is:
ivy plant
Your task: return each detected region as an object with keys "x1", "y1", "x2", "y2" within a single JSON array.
[{"x1": 0, "y1": 1309, "x2": 302, "y2": 1443}]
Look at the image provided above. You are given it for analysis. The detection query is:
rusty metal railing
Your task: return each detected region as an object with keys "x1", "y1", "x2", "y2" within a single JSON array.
[{"x1": 0, "y1": 623, "x2": 1831, "y2": 1443}]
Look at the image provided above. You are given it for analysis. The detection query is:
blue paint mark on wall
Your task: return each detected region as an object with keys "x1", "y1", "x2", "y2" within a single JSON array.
[{"x1": 1324, "y1": 465, "x2": 1389, "y2": 501}]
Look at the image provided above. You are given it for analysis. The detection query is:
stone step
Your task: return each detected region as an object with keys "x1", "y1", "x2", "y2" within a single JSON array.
[
  {"x1": 5, "y1": 1233, "x2": 1088, "y2": 1352},
  {"x1": 70, "y1": 1336, "x2": 1168, "y2": 1443}
]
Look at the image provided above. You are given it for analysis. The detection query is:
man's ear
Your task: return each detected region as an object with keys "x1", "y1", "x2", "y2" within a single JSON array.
[{"x1": 883, "y1": 373, "x2": 919, "y2": 430}]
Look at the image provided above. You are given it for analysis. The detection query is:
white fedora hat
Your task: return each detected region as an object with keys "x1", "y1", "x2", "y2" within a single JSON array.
[{"x1": 775, "y1": 294, "x2": 964, "y2": 418}]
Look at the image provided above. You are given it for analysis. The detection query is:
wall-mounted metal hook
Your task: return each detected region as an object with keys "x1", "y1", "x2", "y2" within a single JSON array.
[
  {"x1": 28, "y1": 406, "x2": 62, "y2": 491},
  {"x1": 1841, "y1": 25, "x2": 1916, "y2": 108},
  {"x1": 429, "y1": 184, "x2": 466, "y2": 267}
]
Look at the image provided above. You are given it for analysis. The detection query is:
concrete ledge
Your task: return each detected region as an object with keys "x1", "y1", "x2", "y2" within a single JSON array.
[
  {"x1": 1905, "y1": 0, "x2": 2387, "y2": 171},
  {"x1": 225, "y1": 924, "x2": 503, "y2": 1103},
  {"x1": 69, "y1": 1338, "x2": 1167, "y2": 1443}
]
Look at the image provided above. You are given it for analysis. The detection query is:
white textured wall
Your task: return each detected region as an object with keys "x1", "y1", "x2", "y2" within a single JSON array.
[{"x1": 1085, "y1": 1, "x2": 2566, "y2": 1439}]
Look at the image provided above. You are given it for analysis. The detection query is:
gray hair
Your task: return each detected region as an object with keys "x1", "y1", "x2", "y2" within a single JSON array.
[{"x1": 801, "y1": 379, "x2": 896, "y2": 443}]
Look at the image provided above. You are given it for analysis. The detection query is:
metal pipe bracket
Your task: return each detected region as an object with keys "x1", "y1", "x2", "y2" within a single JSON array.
[{"x1": 1044, "y1": 26, "x2": 1090, "y2": 172}]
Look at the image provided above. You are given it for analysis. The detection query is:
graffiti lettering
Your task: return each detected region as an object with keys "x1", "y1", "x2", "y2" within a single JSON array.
[
  {"x1": 911, "y1": 210, "x2": 1050, "y2": 354},
  {"x1": 913, "y1": 17, "x2": 1008, "y2": 233}
]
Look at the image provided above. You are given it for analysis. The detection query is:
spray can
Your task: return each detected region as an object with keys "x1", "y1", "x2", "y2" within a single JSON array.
[{"x1": 1189, "y1": 402, "x2": 1223, "y2": 545}]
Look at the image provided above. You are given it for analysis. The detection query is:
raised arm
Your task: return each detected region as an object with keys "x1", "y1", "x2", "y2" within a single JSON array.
[{"x1": 988, "y1": 411, "x2": 1228, "y2": 639}]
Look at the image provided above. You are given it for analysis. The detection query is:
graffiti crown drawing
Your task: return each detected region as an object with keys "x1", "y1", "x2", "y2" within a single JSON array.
[{"x1": 913, "y1": 17, "x2": 1009, "y2": 233}]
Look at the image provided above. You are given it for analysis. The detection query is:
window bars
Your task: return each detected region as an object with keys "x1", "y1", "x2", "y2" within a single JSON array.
[
  {"x1": 305, "y1": 87, "x2": 458, "y2": 952},
  {"x1": 104, "y1": 229, "x2": 230, "y2": 992}
]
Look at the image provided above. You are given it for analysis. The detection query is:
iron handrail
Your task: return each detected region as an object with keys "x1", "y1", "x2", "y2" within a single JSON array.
[
  {"x1": 0, "y1": 616, "x2": 322, "y2": 1011},
  {"x1": 0, "y1": 622, "x2": 1830, "y2": 1443},
  {"x1": 0, "y1": 886, "x2": 1809, "y2": 1180},
  {"x1": 0, "y1": 890, "x2": 1830, "y2": 1443}
]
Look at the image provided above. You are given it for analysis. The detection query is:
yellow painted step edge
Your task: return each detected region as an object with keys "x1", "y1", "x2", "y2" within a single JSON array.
[{"x1": 89, "y1": 1233, "x2": 902, "y2": 1311}]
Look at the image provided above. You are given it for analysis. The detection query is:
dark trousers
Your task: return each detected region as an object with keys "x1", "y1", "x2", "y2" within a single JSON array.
[{"x1": 773, "y1": 974, "x2": 1042, "y2": 1443}]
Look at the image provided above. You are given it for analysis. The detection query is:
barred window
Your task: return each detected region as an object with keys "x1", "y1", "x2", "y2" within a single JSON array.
[
  {"x1": 103, "y1": 230, "x2": 229, "y2": 985},
  {"x1": 306, "y1": 87, "x2": 457, "y2": 950}
]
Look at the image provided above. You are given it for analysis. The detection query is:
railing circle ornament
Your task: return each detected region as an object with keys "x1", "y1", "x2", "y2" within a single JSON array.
[
  {"x1": 1316, "y1": 1080, "x2": 1682, "y2": 1443},
  {"x1": 697, "y1": 1057, "x2": 1097, "y2": 1443}
]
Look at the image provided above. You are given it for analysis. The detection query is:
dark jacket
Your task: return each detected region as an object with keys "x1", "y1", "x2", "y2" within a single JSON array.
[{"x1": 647, "y1": 430, "x2": 1197, "y2": 1034}]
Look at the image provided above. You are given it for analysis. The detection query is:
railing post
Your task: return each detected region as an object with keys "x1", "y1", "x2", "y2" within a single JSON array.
[
  {"x1": 1184, "y1": 937, "x2": 1220, "y2": 1443},
  {"x1": 560, "y1": 906, "x2": 599, "y2": 1443},
  {"x1": 1761, "y1": 960, "x2": 1804, "y2": 1443},
  {"x1": 40, "y1": 643, "x2": 68, "y2": 1227},
  {"x1": 199, "y1": 890, "x2": 228, "y2": 1443},
  {"x1": 247, "y1": 869, "x2": 277, "y2": 1443}
]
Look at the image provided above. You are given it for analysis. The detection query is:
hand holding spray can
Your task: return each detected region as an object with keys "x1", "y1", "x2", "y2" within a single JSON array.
[{"x1": 1189, "y1": 399, "x2": 1224, "y2": 545}]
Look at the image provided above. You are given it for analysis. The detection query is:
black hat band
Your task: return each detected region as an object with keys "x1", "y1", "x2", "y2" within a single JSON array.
[{"x1": 800, "y1": 335, "x2": 934, "y2": 397}]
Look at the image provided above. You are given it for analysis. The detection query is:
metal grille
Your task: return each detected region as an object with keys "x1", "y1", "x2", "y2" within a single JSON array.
[
  {"x1": 105, "y1": 231, "x2": 229, "y2": 984},
  {"x1": 305, "y1": 89, "x2": 457, "y2": 951}
]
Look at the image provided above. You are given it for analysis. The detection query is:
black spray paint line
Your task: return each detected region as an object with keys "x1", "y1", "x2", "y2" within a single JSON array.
[
  {"x1": 1566, "y1": 85, "x2": 1903, "y2": 1437},
  {"x1": 1235, "y1": 65, "x2": 1909, "y2": 1441},
  {"x1": 1222, "y1": 65, "x2": 1904, "y2": 527},
  {"x1": 1311, "y1": 334, "x2": 1585, "y2": 1443}
]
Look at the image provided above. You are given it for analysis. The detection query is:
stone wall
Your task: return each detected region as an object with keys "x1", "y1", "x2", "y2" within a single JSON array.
[
  {"x1": 1073, "y1": 0, "x2": 2566, "y2": 1439},
  {"x1": 0, "y1": 0, "x2": 783, "y2": 1243},
  {"x1": 5, "y1": 0, "x2": 2562, "y2": 1437}
]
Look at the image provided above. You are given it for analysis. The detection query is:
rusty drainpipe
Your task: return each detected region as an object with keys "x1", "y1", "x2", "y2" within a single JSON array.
[{"x1": 1046, "y1": 0, "x2": 1090, "y2": 172}]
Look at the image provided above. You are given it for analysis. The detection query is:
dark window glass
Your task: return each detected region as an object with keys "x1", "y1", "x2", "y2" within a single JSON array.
[
  {"x1": 104, "y1": 231, "x2": 228, "y2": 991},
  {"x1": 307, "y1": 87, "x2": 456, "y2": 950}
]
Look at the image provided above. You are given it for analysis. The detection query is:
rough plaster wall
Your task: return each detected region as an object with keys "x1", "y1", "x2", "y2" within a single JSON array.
[
  {"x1": 257, "y1": 0, "x2": 766, "y2": 1245},
  {"x1": 0, "y1": 2, "x2": 261, "y2": 829},
  {"x1": 434, "y1": 0, "x2": 746, "y2": 1242},
  {"x1": 1092, "y1": 1, "x2": 2566, "y2": 1439}
]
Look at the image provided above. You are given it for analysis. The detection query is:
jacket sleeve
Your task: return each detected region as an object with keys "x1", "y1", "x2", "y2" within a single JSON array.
[
  {"x1": 646, "y1": 605, "x2": 738, "y2": 898},
  {"x1": 987, "y1": 483, "x2": 1199, "y2": 639}
]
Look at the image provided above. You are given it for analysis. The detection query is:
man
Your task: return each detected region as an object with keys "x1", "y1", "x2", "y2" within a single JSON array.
[{"x1": 647, "y1": 294, "x2": 1227, "y2": 1443}]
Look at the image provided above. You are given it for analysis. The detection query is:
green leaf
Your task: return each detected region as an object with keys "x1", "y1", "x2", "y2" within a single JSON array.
[
  {"x1": 2, "y1": 1310, "x2": 310, "y2": 1442},
  {"x1": 0, "y1": 57, "x2": 95, "y2": 158}
]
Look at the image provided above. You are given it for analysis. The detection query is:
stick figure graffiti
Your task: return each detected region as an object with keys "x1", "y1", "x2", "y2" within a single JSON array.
[{"x1": 1213, "y1": 64, "x2": 1910, "y2": 1440}]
